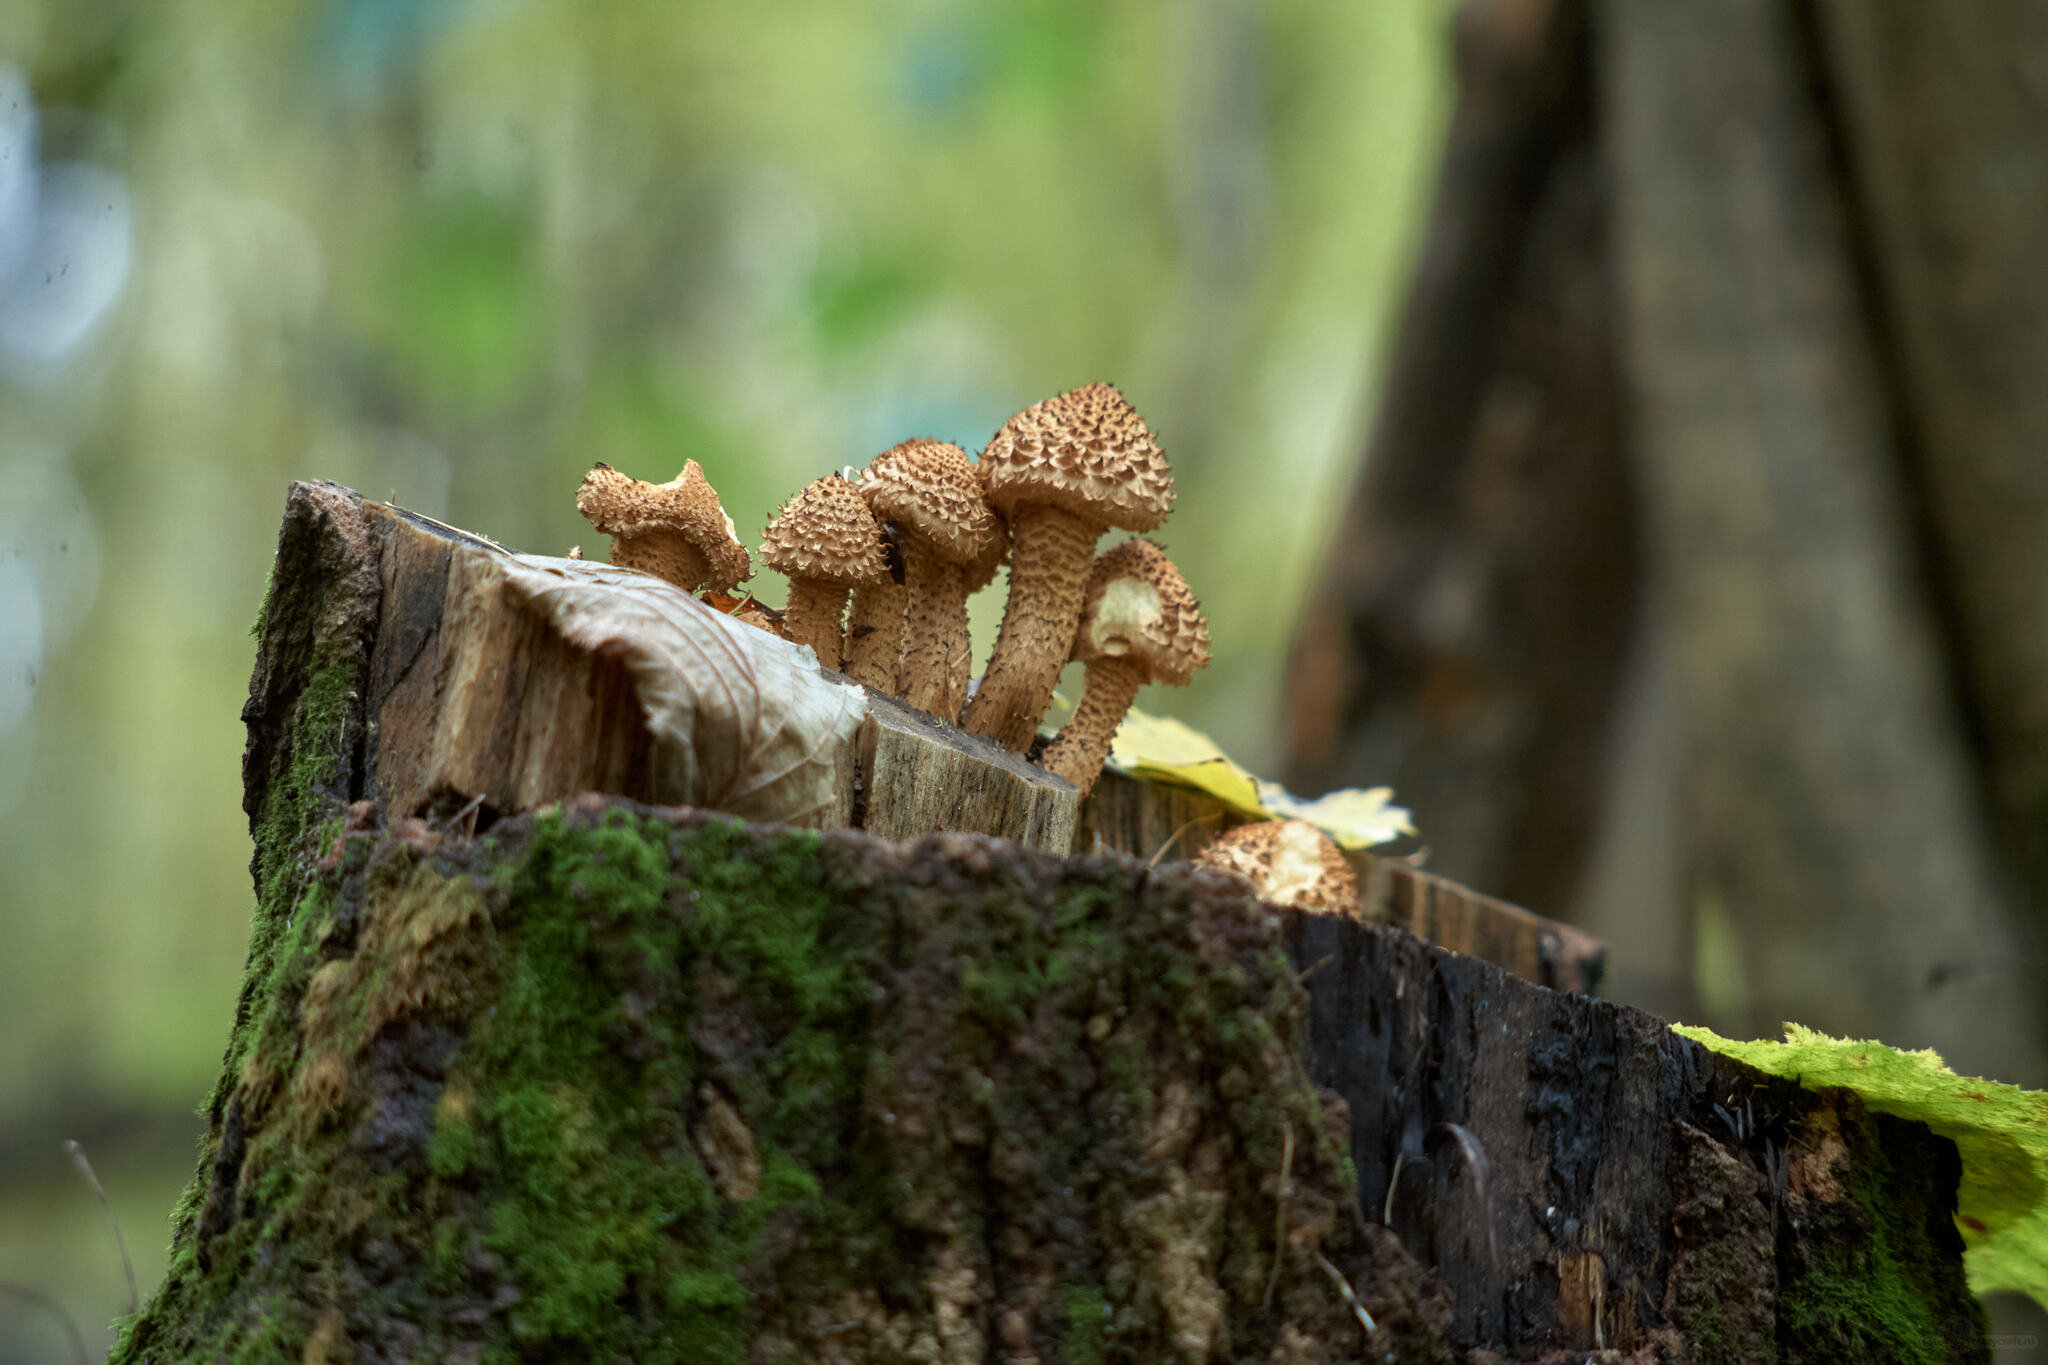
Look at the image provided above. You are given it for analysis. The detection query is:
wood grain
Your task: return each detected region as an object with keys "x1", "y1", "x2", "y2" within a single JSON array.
[{"x1": 312, "y1": 483, "x2": 1604, "y2": 992}]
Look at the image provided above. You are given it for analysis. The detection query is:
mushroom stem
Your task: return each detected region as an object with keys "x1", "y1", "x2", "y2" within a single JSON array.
[
  {"x1": 1039, "y1": 657, "x2": 1145, "y2": 795},
  {"x1": 611, "y1": 535, "x2": 712, "y2": 591},
  {"x1": 962, "y1": 504, "x2": 1099, "y2": 750},
  {"x1": 898, "y1": 553, "x2": 972, "y2": 722},
  {"x1": 843, "y1": 576, "x2": 908, "y2": 691},
  {"x1": 783, "y1": 580, "x2": 852, "y2": 666}
]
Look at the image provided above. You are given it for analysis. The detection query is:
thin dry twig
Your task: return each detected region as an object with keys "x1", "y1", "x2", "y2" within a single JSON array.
[
  {"x1": 1438, "y1": 1121, "x2": 1498, "y2": 1278},
  {"x1": 1148, "y1": 811, "x2": 1223, "y2": 866},
  {"x1": 435, "y1": 792, "x2": 486, "y2": 837},
  {"x1": 1263, "y1": 1121, "x2": 1295, "y2": 1309},
  {"x1": 65, "y1": 1138, "x2": 136, "y2": 1313},
  {"x1": 1312, "y1": 1250, "x2": 1377, "y2": 1336}
]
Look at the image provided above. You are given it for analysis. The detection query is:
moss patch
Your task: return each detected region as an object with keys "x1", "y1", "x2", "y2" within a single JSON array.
[
  {"x1": 1776, "y1": 1094, "x2": 1979, "y2": 1365},
  {"x1": 114, "y1": 800, "x2": 1421, "y2": 1363}
]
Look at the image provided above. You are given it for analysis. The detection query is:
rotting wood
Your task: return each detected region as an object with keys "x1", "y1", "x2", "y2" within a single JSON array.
[
  {"x1": 338, "y1": 481, "x2": 1604, "y2": 989},
  {"x1": 1081, "y1": 769, "x2": 1607, "y2": 995}
]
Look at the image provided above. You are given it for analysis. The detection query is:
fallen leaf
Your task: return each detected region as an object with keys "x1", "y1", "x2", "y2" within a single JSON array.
[
  {"x1": 499, "y1": 554, "x2": 865, "y2": 826},
  {"x1": 1104, "y1": 707, "x2": 1415, "y2": 850}
]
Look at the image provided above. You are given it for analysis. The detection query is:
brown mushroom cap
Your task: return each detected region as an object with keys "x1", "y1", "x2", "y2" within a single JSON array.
[
  {"x1": 576, "y1": 460, "x2": 752, "y2": 591},
  {"x1": 1195, "y1": 821, "x2": 1361, "y2": 916},
  {"x1": 980, "y1": 383, "x2": 1175, "y2": 532},
  {"x1": 861, "y1": 439, "x2": 999, "y2": 565},
  {"x1": 1071, "y1": 538, "x2": 1211, "y2": 685},
  {"x1": 760, "y1": 475, "x2": 889, "y2": 587}
]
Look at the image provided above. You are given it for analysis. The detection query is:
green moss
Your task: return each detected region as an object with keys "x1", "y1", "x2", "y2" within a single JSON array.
[
  {"x1": 430, "y1": 810, "x2": 876, "y2": 1363},
  {"x1": 121, "y1": 801, "x2": 1374, "y2": 1361},
  {"x1": 427, "y1": 1112, "x2": 476, "y2": 1178},
  {"x1": 1064, "y1": 1283, "x2": 1109, "y2": 1365},
  {"x1": 202, "y1": 649, "x2": 357, "y2": 1134},
  {"x1": 247, "y1": 565, "x2": 274, "y2": 641},
  {"x1": 1777, "y1": 1116, "x2": 1957, "y2": 1365}
]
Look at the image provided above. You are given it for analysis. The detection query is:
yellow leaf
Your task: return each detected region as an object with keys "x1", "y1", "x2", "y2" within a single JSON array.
[
  {"x1": 1257, "y1": 781, "x2": 1416, "y2": 851},
  {"x1": 1103, "y1": 706, "x2": 1415, "y2": 850},
  {"x1": 1106, "y1": 709, "x2": 1264, "y2": 813}
]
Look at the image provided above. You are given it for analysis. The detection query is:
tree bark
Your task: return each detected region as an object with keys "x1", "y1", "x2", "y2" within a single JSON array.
[
  {"x1": 1813, "y1": 1, "x2": 2048, "y2": 916},
  {"x1": 1283, "y1": 0, "x2": 1634, "y2": 922},
  {"x1": 109, "y1": 483, "x2": 1984, "y2": 1363},
  {"x1": 1601, "y1": 0, "x2": 2042, "y2": 1083},
  {"x1": 1285, "y1": 0, "x2": 2048, "y2": 1085}
]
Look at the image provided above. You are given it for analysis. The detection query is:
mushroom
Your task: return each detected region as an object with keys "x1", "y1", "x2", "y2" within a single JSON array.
[
  {"x1": 841, "y1": 520, "x2": 908, "y2": 692},
  {"x1": 1194, "y1": 820, "x2": 1362, "y2": 917},
  {"x1": 759, "y1": 475, "x2": 889, "y2": 665},
  {"x1": 575, "y1": 460, "x2": 751, "y2": 592},
  {"x1": 962, "y1": 384, "x2": 1175, "y2": 751},
  {"x1": 954, "y1": 458, "x2": 1013, "y2": 705},
  {"x1": 1038, "y1": 538, "x2": 1210, "y2": 795},
  {"x1": 860, "y1": 439, "x2": 1001, "y2": 721}
]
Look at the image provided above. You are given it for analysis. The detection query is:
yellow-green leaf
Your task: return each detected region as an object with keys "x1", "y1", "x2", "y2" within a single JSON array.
[
  {"x1": 1103, "y1": 707, "x2": 1415, "y2": 850},
  {"x1": 1674, "y1": 1021, "x2": 2048, "y2": 1310}
]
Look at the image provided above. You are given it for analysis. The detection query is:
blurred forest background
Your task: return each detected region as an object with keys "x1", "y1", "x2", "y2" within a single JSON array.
[
  {"x1": 6, "y1": 0, "x2": 2048, "y2": 1356},
  {"x1": 0, "y1": 0, "x2": 1451, "y2": 1355}
]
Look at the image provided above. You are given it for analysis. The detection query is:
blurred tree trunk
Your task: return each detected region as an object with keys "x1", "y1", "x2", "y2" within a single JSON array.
[
  {"x1": 1281, "y1": 0, "x2": 1635, "y2": 922},
  {"x1": 1287, "y1": 0, "x2": 2047, "y2": 1084}
]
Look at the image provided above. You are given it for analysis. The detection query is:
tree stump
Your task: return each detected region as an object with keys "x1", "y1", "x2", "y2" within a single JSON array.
[{"x1": 111, "y1": 483, "x2": 1985, "y2": 1362}]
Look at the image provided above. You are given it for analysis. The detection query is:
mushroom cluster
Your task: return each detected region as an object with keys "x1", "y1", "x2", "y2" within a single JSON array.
[{"x1": 573, "y1": 382, "x2": 1209, "y2": 794}]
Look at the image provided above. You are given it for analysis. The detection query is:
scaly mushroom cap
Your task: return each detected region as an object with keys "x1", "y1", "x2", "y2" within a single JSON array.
[
  {"x1": 1036, "y1": 539, "x2": 1209, "y2": 794},
  {"x1": 759, "y1": 475, "x2": 889, "y2": 588},
  {"x1": 1195, "y1": 821, "x2": 1361, "y2": 917},
  {"x1": 575, "y1": 460, "x2": 752, "y2": 592},
  {"x1": 861, "y1": 439, "x2": 1000, "y2": 565},
  {"x1": 980, "y1": 383, "x2": 1175, "y2": 532},
  {"x1": 1072, "y1": 538, "x2": 1212, "y2": 685}
]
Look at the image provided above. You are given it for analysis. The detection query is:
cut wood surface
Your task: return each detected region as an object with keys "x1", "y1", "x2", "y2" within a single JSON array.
[
  {"x1": 364, "y1": 492, "x2": 1072, "y2": 850},
  {"x1": 333, "y1": 481, "x2": 1600, "y2": 992}
]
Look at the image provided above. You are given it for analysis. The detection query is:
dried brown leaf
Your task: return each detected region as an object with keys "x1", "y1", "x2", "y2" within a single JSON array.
[{"x1": 499, "y1": 555, "x2": 866, "y2": 826}]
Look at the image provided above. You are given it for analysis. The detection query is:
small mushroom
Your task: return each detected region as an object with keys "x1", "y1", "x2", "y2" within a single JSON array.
[
  {"x1": 861, "y1": 439, "x2": 1001, "y2": 722},
  {"x1": 575, "y1": 460, "x2": 751, "y2": 592},
  {"x1": 841, "y1": 520, "x2": 908, "y2": 692},
  {"x1": 963, "y1": 384, "x2": 1175, "y2": 751},
  {"x1": 760, "y1": 475, "x2": 889, "y2": 665},
  {"x1": 1038, "y1": 538, "x2": 1210, "y2": 795},
  {"x1": 1194, "y1": 820, "x2": 1362, "y2": 917}
]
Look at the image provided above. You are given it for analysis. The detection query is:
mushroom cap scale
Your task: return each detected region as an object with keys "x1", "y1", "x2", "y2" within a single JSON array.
[
  {"x1": 1195, "y1": 820, "x2": 1361, "y2": 916},
  {"x1": 1072, "y1": 538, "x2": 1210, "y2": 684},
  {"x1": 575, "y1": 460, "x2": 752, "y2": 591},
  {"x1": 980, "y1": 383, "x2": 1174, "y2": 532},
  {"x1": 760, "y1": 475, "x2": 889, "y2": 587},
  {"x1": 860, "y1": 439, "x2": 999, "y2": 565}
]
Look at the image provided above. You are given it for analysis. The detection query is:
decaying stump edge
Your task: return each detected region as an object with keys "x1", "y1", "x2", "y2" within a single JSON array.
[
  {"x1": 121, "y1": 479, "x2": 1986, "y2": 1362},
  {"x1": 338, "y1": 481, "x2": 1603, "y2": 996}
]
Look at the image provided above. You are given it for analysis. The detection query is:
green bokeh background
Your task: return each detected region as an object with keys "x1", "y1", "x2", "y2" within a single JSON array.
[{"x1": 0, "y1": 0, "x2": 1450, "y2": 1355}]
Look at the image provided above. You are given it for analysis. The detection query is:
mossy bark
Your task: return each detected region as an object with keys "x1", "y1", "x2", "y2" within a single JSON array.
[{"x1": 114, "y1": 799, "x2": 1448, "y2": 1364}]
